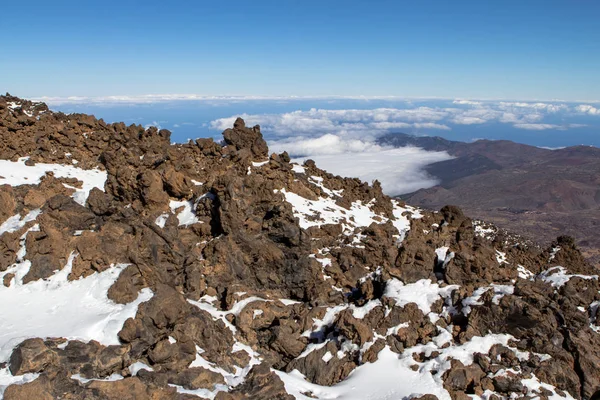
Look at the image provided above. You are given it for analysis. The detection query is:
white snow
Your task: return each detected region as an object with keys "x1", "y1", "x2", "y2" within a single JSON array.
[
  {"x1": 276, "y1": 331, "x2": 566, "y2": 400},
  {"x1": 308, "y1": 176, "x2": 343, "y2": 198},
  {"x1": 71, "y1": 373, "x2": 124, "y2": 384},
  {"x1": 521, "y1": 374, "x2": 576, "y2": 400},
  {"x1": 435, "y1": 246, "x2": 449, "y2": 262},
  {"x1": 384, "y1": 279, "x2": 458, "y2": 317},
  {"x1": 155, "y1": 213, "x2": 169, "y2": 228},
  {"x1": 321, "y1": 351, "x2": 334, "y2": 363},
  {"x1": 167, "y1": 193, "x2": 214, "y2": 227},
  {"x1": 280, "y1": 327, "x2": 574, "y2": 400},
  {"x1": 312, "y1": 255, "x2": 332, "y2": 269},
  {"x1": 0, "y1": 158, "x2": 107, "y2": 205},
  {"x1": 251, "y1": 160, "x2": 269, "y2": 167},
  {"x1": 279, "y1": 299, "x2": 302, "y2": 306},
  {"x1": 302, "y1": 304, "x2": 348, "y2": 338},
  {"x1": 291, "y1": 164, "x2": 306, "y2": 174},
  {"x1": 350, "y1": 300, "x2": 382, "y2": 319},
  {"x1": 0, "y1": 252, "x2": 153, "y2": 362},
  {"x1": 539, "y1": 266, "x2": 597, "y2": 288},
  {"x1": 188, "y1": 295, "x2": 267, "y2": 334},
  {"x1": 548, "y1": 246, "x2": 561, "y2": 261},
  {"x1": 435, "y1": 246, "x2": 455, "y2": 269},
  {"x1": 391, "y1": 200, "x2": 411, "y2": 242},
  {"x1": 276, "y1": 346, "x2": 449, "y2": 400},
  {"x1": 0, "y1": 368, "x2": 39, "y2": 398},
  {"x1": 128, "y1": 362, "x2": 153, "y2": 376},
  {"x1": 461, "y1": 284, "x2": 514, "y2": 315},
  {"x1": 495, "y1": 250, "x2": 508, "y2": 264},
  {"x1": 169, "y1": 199, "x2": 200, "y2": 226},
  {"x1": 297, "y1": 342, "x2": 329, "y2": 359},
  {"x1": 187, "y1": 341, "x2": 261, "y2": 396},
  {"x1": 473, "y1": 221, "x2": 496, "y2": 239},
  {"x1": 405, "y1": 205, "x2": 423, "y2": 219},
  {"x1": 169, "y1": 384, "x2": 225, "y2": 400},
  {"x1": 517, "y1": 265, "x2": 535, "y2": 279},
  {"x1": 277, "y1": 188, "x2": 385, "y2": 233},
  {"x1": 385, "y1": 322, "x2": 410, "y2": 337},
  {"x1": 0, "y1": 209, "x2": 41, "y2": 237}
]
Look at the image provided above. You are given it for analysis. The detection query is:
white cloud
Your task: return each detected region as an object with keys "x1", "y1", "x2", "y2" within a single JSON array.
[
  {"x1": 513, "y1": 123, "x2": 588, "y2": 131},
  {"x1": 288, "y1": 141, "x2": 453, "y2": 195},
  {"x1": 413, "y1": 123, "x2": 451, "y2": 130},
  {"x1": 209, "y1": 100, "x2": 593, "y2": 148},
  {"x1": 497, "y1": 102, "x2": 569, "y2": 113},
  {"x1": 270, "y1": 134, "x2": 386, "y2": 156},
  {"x1": 144, "y1": 121, "x2": 163, "y2": 130},
  {"x1": 575, "y1": 104, "x2": 600, "y2": 115},
  {"x1": 209, "y1": 108, "x2": 452, "y2": 138},
  {"x1": 453, "y1": 99, "x2": 483, "y2": 106},
  {"x1": 450, "y1": 116, "x2": 487, "y2": 125},
  {"x1": 513, "y1": 123, "x2": 561, "y2": 130}
]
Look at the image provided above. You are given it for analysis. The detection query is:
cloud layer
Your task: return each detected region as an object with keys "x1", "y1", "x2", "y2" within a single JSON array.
[
  {"x1": 210, "y1": 100, "x2": 596, "y2": 138},
  {"x1": 208, "y1": 100, "x2": 598, "y2": 196},
  {"x1": 292, "y1": 146, "x2": 453, "y2": 195}
]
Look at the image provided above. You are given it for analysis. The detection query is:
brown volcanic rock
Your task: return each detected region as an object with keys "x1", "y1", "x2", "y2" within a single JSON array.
[
  {"x1": 0, "y1": 189, "x2": 16, "y2": 222},
  {"x1": 215, "y1": 363, "x2": 294, "y2": 400},
  {"x1": 9, "y1": 339, "x2": 58, "y2": 375},
  {"x1": 222, "y1": 117, "x2": 269, "y2": 159}
]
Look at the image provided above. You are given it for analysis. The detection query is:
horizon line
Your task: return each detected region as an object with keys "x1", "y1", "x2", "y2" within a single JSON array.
[{"x1": 21, "y1": 93, "x2": 600, "y2": 105}]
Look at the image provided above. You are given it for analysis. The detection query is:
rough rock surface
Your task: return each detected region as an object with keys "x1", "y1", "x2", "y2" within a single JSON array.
[{"x1": 0, "y1": 95, "x2": 599, "y2": 399}]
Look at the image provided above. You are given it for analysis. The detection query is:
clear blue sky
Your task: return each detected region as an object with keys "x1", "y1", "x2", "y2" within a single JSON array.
[{"x1": 2, "y1": 0, "x2": 599, "y2": 100}]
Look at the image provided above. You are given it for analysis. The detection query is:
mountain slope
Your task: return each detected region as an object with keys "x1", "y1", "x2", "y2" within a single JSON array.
[
  {"x1": 378, "y1": 133, "x2": 600, "y2": 265},
  {"x1": 0, "y1": 96, "x2": 600, "y2": 399}
]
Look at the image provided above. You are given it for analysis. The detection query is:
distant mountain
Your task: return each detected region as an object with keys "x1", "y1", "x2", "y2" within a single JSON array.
[{"x1": 379, "y1": 133, "x2": 600, "y2": 265}]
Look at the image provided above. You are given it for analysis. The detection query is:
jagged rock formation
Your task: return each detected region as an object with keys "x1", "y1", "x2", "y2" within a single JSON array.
[{"x1": 0, "y1": 95, "x2": 599, "y2": 399}]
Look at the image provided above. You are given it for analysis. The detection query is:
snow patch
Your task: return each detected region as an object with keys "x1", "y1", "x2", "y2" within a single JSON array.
[
  {"x1": 391, "y1": 200, "x2": 412, "y2": 242},
  {"x1": 277, "y1": 188, "x2": 385, "y2": 233},
  {"x1": 0, "y1": 368, "x2": 39, "y2": 398},
  {"x1": 169, "y1": 199, "x2": 200, "y2": 226},
  {"x1": 0, "y1": 158, "x2": 107, "y2": 205},
  {"x1": 0, "y1": 209, "x2": 41, "y2": 237},
  {"x1": 0, "y1": 252, "x2": 153, "y2": 362},
  {"x1": 539, "y1": 266, "x2": 597, "y2": 288},
  {"x1": 291, "y1": 164, "x2": 306, "y2": 174},
  {"x1": 155, "y1": 213, "x2": 169, "y2": 228},
  {"x1": 128, "y1": 362, "x2": 153, "y2": 376},
  {"x1": 384, "y1": 279, "x2": 458, "y2": 317}
]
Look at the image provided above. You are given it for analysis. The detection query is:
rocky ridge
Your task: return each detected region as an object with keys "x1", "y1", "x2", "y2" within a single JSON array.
[
  {"x1": 377, "y1": 133, "x2": 600, "y2": 266},
  {"x1": 0, "y1": 95, "x2": 600, "y2": 399}
]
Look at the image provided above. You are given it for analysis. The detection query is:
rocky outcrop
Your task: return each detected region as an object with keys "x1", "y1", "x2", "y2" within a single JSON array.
[{"x1": 0, "y1": 95, "x2": 599, "y2": 399}]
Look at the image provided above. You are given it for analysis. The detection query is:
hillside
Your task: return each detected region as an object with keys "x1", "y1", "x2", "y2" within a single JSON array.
[
  {"x1": 0, "y1": 95, "x2": 600, "y2": 399},
  {"x1": 379, "y1": 133, "x2": 600, "y2": 265}
]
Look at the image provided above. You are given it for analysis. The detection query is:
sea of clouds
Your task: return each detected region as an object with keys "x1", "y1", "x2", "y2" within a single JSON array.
[{"x1": 206, "y1": 100, "x2": 598, "y2": 195}]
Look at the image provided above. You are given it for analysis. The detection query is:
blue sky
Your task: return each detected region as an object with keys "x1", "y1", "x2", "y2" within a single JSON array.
[{"x1": 2, "y1": 0, "x2": 599, "y2": 100}]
